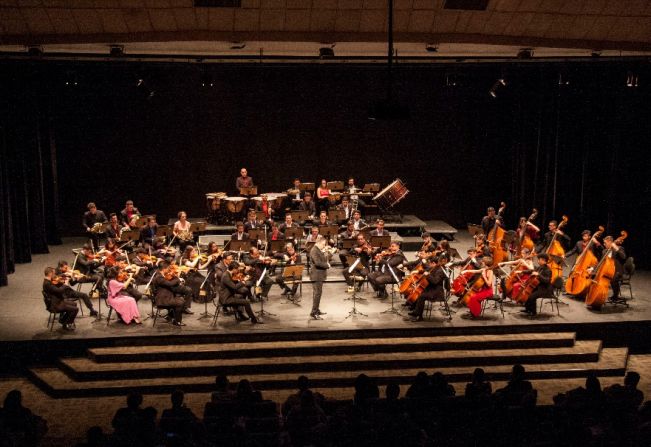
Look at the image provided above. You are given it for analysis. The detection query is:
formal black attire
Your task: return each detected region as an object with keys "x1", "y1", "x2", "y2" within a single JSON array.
[
  {"x1": 43, "y1": 279, "x2": 79, "y2": 325},
  {"x1": 82, "y1": 210, "x2": 108, "y2": 249},
  {"x1": 119, "y1": 207, "x2": 141, "y2": 227},
  {"x1": 140, "y1": 224, "x2": 158, "y2": 247},
  {"x1": 342, "y1": 244, "x2": 371, "y2": 286},
  {"x1": 231, "y1": 231, "x2": 250, "y2": 241},
  {"x1": 606, "y1": 246, "x2": 627, "y2": 300},
  {"x1": 566, "y1": 240, "x2": 600, "y2": 258},
  {"x1": 274, "y1": 250, "x2": 302, "y2": 295},
  {"x1": 524, "y1": 264, "x2": 554, "y2": 315},
  {"x1": 337, "y1": 230, "x2": 357, "y2": 267},
  {"x1": 220, "y1": 270, "x2": 256, "y2": 320},
  {"x1": 105, "y1": 223, "x2": 123, "y2": 241},
  {"x1": 152, "y1": 274, "x2": 188, "y2": 323},
  {"x1": 413, "y1": 264, "x2": 447, "y2": 319},
  {"x1": 298, "y1": 200, "x2": 316, "y2": 217},
  {"x1": 537, "y1": 230, "x2": 571, "y2": 253},
  {"x1": 72, "y1": 253, "x2": 105, "y2": 296},
  {"x1": 368, "y1": 251, "x2": 407, "y2": 296},
  {"x1": 336, "y1": 203, "x2": 354, "y2": 222},
  {"x1": 308, "y1": 245, "x2": 329, "y2": 316},
  {"x1": 243, "y1": 256, "x2": 274, "y2": 298},
  {"x1": 53, "y1": 268, "x2": 96, "y2": 312},
  {"x1": 481, "y1": 214, "x2": 504, "y2": 236}
]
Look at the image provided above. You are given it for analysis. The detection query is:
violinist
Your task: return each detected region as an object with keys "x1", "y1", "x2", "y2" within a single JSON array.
[
  {"x1": 55, "y1": 261, "x2": 98, "y2": 317},
  {"x1": 598, "y1": 235, "x2": 627, "y2": 303},
  {"x1": 140, "y1": 216, "x2": 159, "y2": 248},
  {"x1": 119, "y1": 200, "x2": 141, "y2": 228},
  {"x1": 315, "y1": 179, "x2": 331, "y2": 213},
  {"x1": 82, "y1": 202, "x2": 108, "y2": 250},
  {"x1": 243, "y1": 247, "x2": 274, "y2": 300},
  {"x1": 132, "y1": 248, "x2": 157, "y2": 284},
  {"x1": 566, "y1": 230, "x2": 601, "y2": 258},
  {"x1": 105, "y1": 213, "x2": 123, "y2": 240},
  {"x1": 43, "y1": 267, "x2": 79, "y2": 330},
  {"x1": 481, "y1": 207, "x2": 504, "y2": 236},
  {"x1": 153, "y1": 262, "x2": 189, "y2": 326},
  {"x1": 98, "y1": 238, "x2": 126, "y2": 267},
  {"x1": 342, "y1": 234, "x2": 372, "y2": 288},
  {"x1": 231, "y1": 222, "x2": 250, "y2": 241},
  {"x1": 173, "y1": 211, "x2": 193, "y2": 251},
  {"x1": 275, "y1": 243, "x2": 301, "y2": 298},
  {"x1": 537, "y1": 220, "x2": 571, "y2": 253},
  {"x1": 220, "y1": 261, "x2": 262, "y2": 324},
  {"x1": 523, "y1": 254, "x2": 554, "y2": 316},
  {"x1": 474, "y1": 233, "x2": 491, "y2": 258},
  {"x1": 368, "y1": 242, "x2": 407, "y2": 298},
  {"x1": 106, "y1": 267, "x2": 142, "y2": 325},
  {"x1": 76, "y1": 245, "x2": 107, "y2": 297},
  {"x1": 408, "y1": 254, "x2": 449, "y2": 322},
  {"x1": 404, "y1": 232, "x2": 436, "y2": 271},
  {"x1": 463, "y1": 256, "x2": 496, "y2": 318},
  {"x1": 203, "y1": 241, "x2": 223, "y2": 293},
  {"x1": 298, "y1": 193, "x2": 317, "y2": 219},
  {"x1": 181, "y1": 246, "x2": 212, "y2": 304},
  {"x1": 113, "y1": 260, "x2": 145, "y2": 302}
]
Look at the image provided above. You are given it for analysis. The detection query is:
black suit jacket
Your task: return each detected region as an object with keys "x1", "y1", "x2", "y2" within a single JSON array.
[{"x1": 153, "y1": 275, "x2": 182, "y2": 306}]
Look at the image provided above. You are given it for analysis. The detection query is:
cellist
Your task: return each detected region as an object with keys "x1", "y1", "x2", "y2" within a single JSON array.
[
  {"x1": 462, "y1": 256, "x2": 496, "y2": 318},
  {"x1": 408, "y1": 254, "x2": 449, "y2": 322},
  {"x1": 523, "y1": 254, "x2": 554, "y2": 316},
  {"x1": 498, "y1": 247, "x2": 534, "y2": 301}
]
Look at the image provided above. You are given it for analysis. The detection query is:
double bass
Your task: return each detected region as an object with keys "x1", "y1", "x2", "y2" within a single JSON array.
[
  {"x1": 546, "y1": 215, "x2": 568, "y2": 284},
  {"x1": 487, "y1": 202, "x2": 508, "y2": 265},
  {"x1": 564, "y1": 226, "x2": 604, "y2": 297},
  {"x1": 585, "y1": 231, "x2": 628, "y2": 309},
  {"x1": 515, "y1": 209, "x2": 538, "y2": 253}
]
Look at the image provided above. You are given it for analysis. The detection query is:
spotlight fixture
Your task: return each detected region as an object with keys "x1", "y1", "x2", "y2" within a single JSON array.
[
  {"x1": 489, "y1": 78, "x2": 506, "y2": 98},
  {"x1": 517, "y1": 48, "x2": 533, "y2": 59},
  {"x1": 26, "y1": 45, "x2": 43, "y2": 57},
  {"x1": 109, "y1": 45, "x2": 124, "y2": 57},
  {"x1": 626, "y1": 72, "x2": 639, "y2": 88}
]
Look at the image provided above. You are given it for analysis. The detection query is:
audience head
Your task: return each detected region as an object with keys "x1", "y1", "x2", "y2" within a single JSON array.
[
  {"x1": 625, "y1": 371, "x2": 640, "y2": 388},
  {"x1": 297, "y1": 375, "x2": 310, "y2": 392},
  {"x1": 472, "y1": 367, "x2": 486, "y2": 384},
  {"x1": 585, "y1": 372, "x2": 602, "y2": 394},
  {"x1": 386, "y1": 383, "x2": 400, "y2": 401},
  {"x1": 511, "y1": 364, "x2": 526, "y2": 381},
  {"x1": 3, "y1": 389, "x2": 22, "y2": 410},
  {"x1": 215, "y1": 374, "x2": 229, "y2": 391},
  {"x1": 126, "y1": 392, "x2": 143, "y2": 410},
  {"x1": 171, "y1": 389, "x2": 184, "y2": 408}
]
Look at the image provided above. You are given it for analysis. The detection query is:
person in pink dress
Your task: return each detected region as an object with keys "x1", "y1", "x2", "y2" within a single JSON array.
[{"x1": 107, "y1": 267, "x2": 142, "y2": 324}]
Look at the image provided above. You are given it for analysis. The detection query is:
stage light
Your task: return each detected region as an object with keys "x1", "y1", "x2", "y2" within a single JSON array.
[
  {"x1": 488, "y1": 78, "x2": 506, "y2": 98},
  {"x1": 109, "y1": 45, "x2": 124, "y2": 57},
  {"x1": 626, "y1": 72, "x2": 639, "y2": 88}
]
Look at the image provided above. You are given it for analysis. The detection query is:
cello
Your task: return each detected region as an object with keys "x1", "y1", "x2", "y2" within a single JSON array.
[
  {"x1": 585, "y1": 231, "x2": 628, "y2": 309},
  {"x1": 399, "y1": 264, "x2": 428, "y2": 304},
  {"x1": 487, "y1": 202, "x2": 508, "y2": 265},
  {"x1": 500, "y1": 253, "x2": 533, "y2": 303},
  {"x1": 451, "y1": 256, "x2": 480, "y2": 297},
  {"x1": 546, "y1": 215, "x2": 568, "y2": 284},
  {"x1": 564, "y1": 226, "x2": 604, "y2": 297}
]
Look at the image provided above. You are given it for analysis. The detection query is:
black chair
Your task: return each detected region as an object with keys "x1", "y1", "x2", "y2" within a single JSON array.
[
  {"x1": 42, "y1": 291, "x2": 61, "y2": 331},
  {"x1": 152, "y1": 293, "x2": 175, "y2": 327},
  {"x1": 539, "y1": 294, "x2": 560, "y2": 316},
  {"x1": 480, "y1": 295, "x2": 504, "y2": 318},
  {"x1": 210, "y1": 297, "x2": 239, "y2": 326},
  {"x1": 619, "y1": 257, "x2": 635, "y2": 301}
]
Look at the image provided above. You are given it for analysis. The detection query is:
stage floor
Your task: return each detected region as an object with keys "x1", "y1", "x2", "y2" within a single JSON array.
[{"x1": 0, "y1": 231, "x2": 649, "y2": 343}]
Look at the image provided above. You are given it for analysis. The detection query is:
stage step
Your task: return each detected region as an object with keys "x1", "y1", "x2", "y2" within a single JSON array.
[
  {"x1": 87, "y1": 332, "x2": 577, "y2": 363},
  {"x1": 28, "y1": 347, "x2": 628, "y2": 399}
]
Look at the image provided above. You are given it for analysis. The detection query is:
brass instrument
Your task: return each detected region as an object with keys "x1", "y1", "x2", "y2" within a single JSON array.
[
  {"x1": 90, "y1": 222, "x2": 105, "y2": 233},
  {"x1": 177, "y1": 229, "x2": 194, "y2": 242}
]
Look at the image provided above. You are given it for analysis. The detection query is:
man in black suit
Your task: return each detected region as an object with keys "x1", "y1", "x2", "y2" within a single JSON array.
[
  {"x1": 55, "y1": 261, "x2": 98, "y2": 316},
  {"x1": 369, "y1": 219, "x2": 390, "y2": 237},
  {"x1": 42, "y1": 267, "x2": 79, "y2": 330},
  {"x1": 153, "y1": 262, "x2": 191, "y2": 326},
  {"x1": 536, "y1": 220, "x2": 571, "y2": 253},
  {"x1": 523, "y1": 254, "x2": 554, "y2": 316},
  {"x1": 105, "y1": 213, "x2": 123, "y2": 240},
  {"x1": 298, "y1": 193, "x2": 317, "y2": 217},
  {"x1": 409, "y1": 255, "x2": 449, "y2": 322},
  {"x1": 220, "y1": 262, "x2": 261, "y2": 324},
  {"x1": 308, "y1": 236, "x2": 329, "y2": 320},
  {"x1": 368, "y1": 242, "x2": 407, "y2": 298},
  {"x1": 602, "y1": 235, "x2": 627, "y2": 302},
  {"x1": 336, "y1": 196, "x2": 354, "y2": 222},
  {"x1": 82, "y1": 202, "x2": 108, "y2": 250},
  {"x1": 231, "y1": 222, "x2": 250, "y2": 241}
]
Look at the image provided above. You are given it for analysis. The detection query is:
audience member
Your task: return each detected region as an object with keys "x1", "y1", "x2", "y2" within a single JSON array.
[
  {"x1": 159, "y1": 390, "x2": 199, "y2": 441},
  {"x1": 494, "y1": 364, "x2": 537, "y2": 407},
  {"x1": 282, "y1": 375, "x2": 325, "y2": 419},
  {"x1": 465, "y1": 367, "x2": 492, "y2": 401},
  {"x1": 0, "y1": 389, "x2": 48, "y2": 446}
]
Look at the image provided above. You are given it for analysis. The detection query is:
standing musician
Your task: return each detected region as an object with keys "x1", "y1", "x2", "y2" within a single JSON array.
[
  {"x1": 243, "y1": 247, "x2": 275, "y2": 300},
  {"x1": 369, "y1": 219, "x2": 389, "y2": 237},
  {"x1": 275, "y1": 242, "x2": 302, "y2": 298},
  {"x1": 119, "y1": 200, "x2": 141, "y2": 228},
  {"x1": 523, "y1": 254, "x2": 554, "y2": 316},
  {"x1": 76, "y1": 245, "x2": 107, "y2": 297},
  {"x1": 82, "y1": 202, "x2": 108, "y2": 250},
  {"x1": 105, "y1": 213, "x2": 123, "y2": 240},
  {"x1": 315, "y1": 179, "x2": 331, "y2": 213},
  {"x1": 308, "y1": 236, "x2": 330, "y2": 320},
  {"x1": 537, "y1": 220, "x2": 571, "y2": 253},
  {"x1": 480, "y1": 207, "x2": 504, "y2": 236},
  {"x1": 55, "y1": 261, "x2": 99, "y2": 316},
  {"x1": 153, "y1": 262, "x2": 190, "y2": 326},
  {"x1": 287, "y1": 178, "x2": 304, "y2": 209},
  {"x1": 598, "y1": 235, "x2": 627, "y2": 303},
  {"x1": 342, "y1": 234, "x2": 373, "y2": 287},
  {"x1": 43, "y1": 267, "x2": 79, "y2": 330},
  {"x1": 462, "y1": 256, "x2": 496, "y2": 318},
  {"x1": 408, "y1": 255, "x2": 449, "y2": 322},
  {"x1": 220, "y1": 261, "x2": 262, "y2": 324},
  {"x1": 337, "y1": 196, "x2": 354, "y2": 222},
  {"x1": 368, "y1": 242, "x2": 407, "y2": 298},
  {"x1": 566, "y1": 230, "x2": 601, "y2": 258},
  {"x1": 231, "y1": 222, "x2": 250, "y2": 241},
  {"x1": 140, "y1": 216, "x2": 159, "y2": 248},
  {"x1": 298, "y1": 193, "x2": 317, "y2": 219},
  {"x1": 173, "y1": 211, "x2": 194, "y2": 251},
  {"x1": 235, "y1": 167, "x2": 253, "y2": 191},
  {"x1": 351, "y1": 210, "x2": 367, "y2": 231},
  {"x1": 515, "y1": 216, "x2": 540, "y2": 245}
]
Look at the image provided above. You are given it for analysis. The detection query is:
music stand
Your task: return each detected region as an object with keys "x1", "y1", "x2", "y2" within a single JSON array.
[
  {"x1": 344, "y1": 258, "x2": 368, "y2": 317},
  {"x1": 371, "y1": 235, "x2": 391, "y2": 249},
  {"x1": 239, "y1": 186, "x2": 257, "y2": 196},
  {"x1": 363, "y1": 183, "x2": 380, "y2": 192},
  {"x1": 281, "y1": 264, "x2": 304, "y2": 305},
  {"x1": 190, "y1": 221, "x2": 207, "y2": 233},
  {"x1": 341, "y1": 238, "x2": 356, "y2": 249},
  {"x1": 229, "y1": 240, "x2": 251, "y2": 253},
  {"x1": 248, "y1": 229, "x2": 267, "y2": 242},
  {"x1": 289, "y1": 211, "x2": 309, "y2": 222},
  {"x1": 298, "y1": 182, "x2": 315, "y2": 191},
  {"x1": 328, "y1": 209, "x2": 346, "y2": 223},
  {"x1": 380, "y1": 264, "x2": 403, "y2": 316},
  {"x1": 319, "y1": 225, "x2": 339, "y2": 239},
  {"x1": 327, "y1": 181, "x2": 344, "y2": 191},
  {"x1": 285, "y1": 227, "x2": 305, "y2": 240},
  {"x1": 255, "y1": 211, "x2": 268, "y2": 221},
  {"x1": 269, "y1": 240, "x2": 286, "y2": 253},
  {"x1": 467, "y1": 224, "x2": 483, "y2": 236},
  {"x1": 254, "y1": 267, "x2": 276, "y2": 318},
  {"x1": 119, "y1": 230, "x2": 141, "y2": 247}
]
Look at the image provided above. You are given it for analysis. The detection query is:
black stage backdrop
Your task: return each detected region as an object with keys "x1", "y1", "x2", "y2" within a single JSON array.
[{"x1": 0, "y1": 60, "x2": 649, "y2": 285}]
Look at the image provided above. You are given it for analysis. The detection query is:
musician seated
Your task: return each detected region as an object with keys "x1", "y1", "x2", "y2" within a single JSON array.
[
  {"x1": 140, "y1": 216, "x2": 159, "y2": 248},
  {"x1": 153, "y1": 262, "x2": 190, "y2": 326},
  {"x1": 369, "y1": 219, "x2": 389, "y2": 237},
  {"x1": 220, "y1": 262, "x2": 261, "y2": 324},
  {"x1": 336, "y1": 197, "x2": 354, "y2": 222},
  {"x1": 243, "y1": 248, "x2": 275, "y2": 300},
  {"x1": 337, "y1": 221, "x2": 357, "y2": 268},
  {"x1": 120, "y1": 200, "x2": 141, "y2": 228},
  {"x1": 522, "y1": 254, "x2": 554, "y2": 316},
  {"x1": 298, "y1": 193, "x2": 317, "y2": 218},
  {"x1": 498, "y1": 247, "x2": 534, "y2": 301},
  {"x1": 98, "y1": 238, "x2": 127, "y2": 266},
  {"x1": 351, "y1": 211, "x2": 366, "y2": 231},
  {"x1": 368, "y1": 242, "x2": 407, "y2": 298},
  {"x1": 461, "y1": 256, "x2": 496, "y2": 318},
  {"x1": 274, "y1": 243, "x2": 302, "y2": 298},
  {"x1": 408, "y1": 255, "x2": 449, "y2": 322},
  {"x1": 342, "y1": 234, "x2": 372, "y2": 288},
  {"x1": 481, "y1": 206, "x2": 504, "y2": 236},
  {"x1": 255, "y1": 195, "x2": 275, "y2": 221},
  {"x1": 316, "y1": 211, "x2": 330, "y2": 227},
  {"x1": 76, "y1": 245, "x2": 107, "y2": 297},
  {"x1": 181, "y1": 246, "x2": 210, "y2": 304},
  {"x1": 231, "y1": 222, "x2": 250, "y2": 241},
  {"x1": 279, "y1": 215, "x2": 299, "y2": 235},
  {"x1": 346, "y1": 177, "x2": 366, "y2": 207},
  {"x1": 82, "y1": 202, "x2": 108, "y2": 250},
  {"x1": 268, "y1": 222, "x2": 285, "y2": 242},
  {"x1": 244, "y1": 210, "x2": 262, "y2": 232},
  {"x1": 473, "y1": 234, "x2": 492, "y2": 258},
  {"x1": 305, "y1": 227, "x2": 320, "y2": 243},
  {"x1": 173, "y1": 211, "x2": 193, "y2": 251},
  {"x1": 315, "y1": 179, "x2": 331, "y2": 213},
  {"x1": 287, "y1": 178, "x2": 304, "y2": 208},
  {"x1": 132, "y1": 248, "x2": 156, "y2": 285},
  {"x1": 105, "y1": 213, "x2": 124, "y2": 240},
  {"x1": 53, "y1": 261, "x2": 97, "y2": 317},
  {"x1": 451, "y1": 247, "x2": 482, "y2": 270},
  {"x1": 43, "y1": 267, "x2": 79, "y2": 330}
]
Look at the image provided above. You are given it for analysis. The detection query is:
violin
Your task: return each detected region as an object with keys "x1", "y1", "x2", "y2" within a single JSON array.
[
  {"x1": 164, "y1": 264, "x2": 179, "y2": 281},
  {"x1": 51, "y1": 275, "x2": 66, "y2": 285},
  {"x1": 374, "y1": 249, "x2": 392, "y2": 262}
]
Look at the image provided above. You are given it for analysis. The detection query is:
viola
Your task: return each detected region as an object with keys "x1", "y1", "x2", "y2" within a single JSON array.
[
  {"x1": 585, "y1": 231, "x2": 628, "y2": 309},
  {"x1": 546, "y1": 215, "x2": 569, "y2": 284},
  {"x1": 487, "y1": 202, "x2": 508, "y2": 265},
  {"x1": 164, "y1": 264, "x2": 179, "y2": 281},
  {"x1": 565, "y1": 226, "x2": 604, "y2": 296}
]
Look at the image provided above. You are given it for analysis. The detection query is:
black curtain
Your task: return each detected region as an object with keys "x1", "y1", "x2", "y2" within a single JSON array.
[{"x1": 0, "y1": 83, "x2": 61, "y2": 287}]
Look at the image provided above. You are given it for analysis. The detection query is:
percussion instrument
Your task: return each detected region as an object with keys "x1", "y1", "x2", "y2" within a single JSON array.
[
  {"x1": 373, "y1": 179, "x2": 409, "y2": 209},
  {"x1": 205, "y1": 192, "x2": 226, "y2": 212},
  {"x1": 224, "y1": 196, "x2": 246, "y2": 214},
  {"x1": 327, "y1": 192, "x2": 342, "y2": 204}
]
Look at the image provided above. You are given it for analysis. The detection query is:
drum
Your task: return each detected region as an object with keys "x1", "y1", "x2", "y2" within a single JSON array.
[
  {"x1": 205, "y1": 192, "x2": 226, "y2": 212},
  {"x1": 270, "y1": 193, "x2": 287, "y2": 209},
  {"x1": 224, "y1": 197, "x2": 246, "y2": 213},
  {"x1": 327, "y1": 192, "x2": 342, "y2": 204},
  {"x1": 373, "y1": 179, "x2": 409, "y2": 209}
]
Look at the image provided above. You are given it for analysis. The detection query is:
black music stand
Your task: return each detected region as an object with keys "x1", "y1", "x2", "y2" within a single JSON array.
[
  {"x1": 285, "y1": 227, "x2": 305, "y2": 241},
  {"x1": 298, "y1": 182, "x2": 315, "y2": 192},
  {"x1": 281, "y1": 264, "x2": 304, "y2": 305},
  {"x1": 268, "y1": 239, "x2": 286, "y2": 253},
  {"x1": 328, "y1": 209, "x2": 346, "y2": 223},
  {"x1": 190, "y1": 221, "x2": 207, "y2": 234},
  {"x1": 341, "y1": 238, "x2": 356, "y2": 249},
  {"x1": 248, "y1": 229, "x2": 267, "y2": 242},
  {"x1": 156, "y1": 225, "x2": 172, "y2": 239},
  {"x1": 363, "y1": 183, "x2": 380, "y2": 193},
  {"x1": 380, "y1": 264, "x2": 403, "y2": 316},
  {"x1": 255, "y1": 211, "x2": 268, "y2": 222},
  {"x1": 229, "y1": 240, "x2": 251, "y2": 254},
  {"x1": 371, "y1": 235, "x2": 391, "y2": 250},
  {"x1": 467, "y1": 224, "x2": 483, "y2": 236},
  {"x1": 344, "y1": 257, "x2": 368, "y2": 317},
  {"x1": 327, "y1": 181, "x2": 344, "y2": 191},
  {"x1": 119, "y1": 229, "x2": 141, "y2": 244},
  {"x1": 289, "y1": 211, "x2": 309, "y2": 222},
  {"x1": 319, "y1": 225, "x2": 339, "y2": 239},
  {"x1": 254, "y1": 268, "x2": 276, "y2": 318}
]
